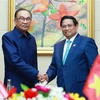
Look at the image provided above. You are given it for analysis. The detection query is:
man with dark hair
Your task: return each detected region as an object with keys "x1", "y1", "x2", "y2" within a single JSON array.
[
  {"x1": 39, "y1": 16, "x2": 98, "y2": 98},
  {"x1": 2, "y1": 8, "x2": 43, "y2": 92}
]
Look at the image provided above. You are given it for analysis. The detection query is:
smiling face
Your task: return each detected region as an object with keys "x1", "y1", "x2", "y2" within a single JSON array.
[
  {"x1": 14, "y1": 10, "x2": 32, "y2": 35},
  {"x1": 61, "y1": 19, "x2": 78, "y2": 39}
]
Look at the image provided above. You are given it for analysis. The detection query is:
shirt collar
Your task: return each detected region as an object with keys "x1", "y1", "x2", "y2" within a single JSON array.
[
  {"x1": 14, "y1": 27, "x2": 31, "y2": 39},
  {"x1": 65, "y1": 33, "x2": 78, "y2": 43}
]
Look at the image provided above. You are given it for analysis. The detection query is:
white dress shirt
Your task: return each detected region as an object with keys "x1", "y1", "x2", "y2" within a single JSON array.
[{"x1": 63, "y1": 33, "x2": 78, "y2": 60}]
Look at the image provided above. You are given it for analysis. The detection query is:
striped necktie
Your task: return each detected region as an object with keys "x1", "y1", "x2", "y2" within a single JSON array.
[{"x1": 63, "y1": 40, "x2": 71, "y2": 65}]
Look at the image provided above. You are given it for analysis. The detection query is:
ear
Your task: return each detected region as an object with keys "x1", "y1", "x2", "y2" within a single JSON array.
[
  {"x1": 14, "y1": 19, "x2": 17, "y2": 25},
  {"x1": 76, "y1": 24, "x2": 79, "y2": 30}
]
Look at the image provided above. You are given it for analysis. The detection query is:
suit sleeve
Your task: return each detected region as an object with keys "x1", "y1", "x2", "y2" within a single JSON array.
[
  {"x1": 85, "y1": 38, "x2": 98, "y2": 69},
  {"x1": 2, "y1": 34, "x2": 39, "y2": 80},
  {"x1": 46, "y1": 46, "x2": 57, "y2": 82}
]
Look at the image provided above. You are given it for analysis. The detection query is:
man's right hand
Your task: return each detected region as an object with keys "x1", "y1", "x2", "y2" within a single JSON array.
[{"x1": 37, "y1": 73, "x2": 48, "y2": 83}]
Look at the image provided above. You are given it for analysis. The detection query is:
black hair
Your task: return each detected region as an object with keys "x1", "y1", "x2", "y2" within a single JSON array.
[
  {"x1": 60, "y1": 16, "x2": 78, "y2": 27},
  {"x1": 14, "y1": 8, "x2": 32, "y2": 19}
]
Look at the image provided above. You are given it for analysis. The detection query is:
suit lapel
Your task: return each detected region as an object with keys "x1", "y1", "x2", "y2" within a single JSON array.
[
  {"x1": 58, "y1": 39, "x2": 66, "y2": 65},
  {"x1": 65, "y1": 34, "x2": 80, "y2": 63}
]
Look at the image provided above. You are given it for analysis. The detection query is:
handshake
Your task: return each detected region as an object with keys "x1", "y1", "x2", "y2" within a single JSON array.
[{"x1": 37, "y1": 73, "x2": 48, "y2": 83}]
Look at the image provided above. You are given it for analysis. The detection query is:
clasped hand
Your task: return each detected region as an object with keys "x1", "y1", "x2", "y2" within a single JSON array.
[{"x1": 37, "y1": 73, "x2": 48, "y2": 83}]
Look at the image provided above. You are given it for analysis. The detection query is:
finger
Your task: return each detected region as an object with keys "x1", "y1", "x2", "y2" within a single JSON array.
[{"x1": 40, "y1": 79, "x2": 45, "y2": 82}]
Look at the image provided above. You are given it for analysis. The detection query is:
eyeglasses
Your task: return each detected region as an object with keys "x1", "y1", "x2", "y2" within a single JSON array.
[
  {"x1": 61, "y1": 24, "x2": 74, "y2": 29},
  {"x1": 16, "y1": 17, "x2": 32, "y2": 22}
]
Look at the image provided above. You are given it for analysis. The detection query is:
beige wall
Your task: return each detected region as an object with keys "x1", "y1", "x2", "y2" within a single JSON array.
[
  {"x1": 0, "y1": 0, "x2": 8, "y2": 81},
  {"x1": 95, "y1": 0, "x2": 100, "y2": 52},
  {"x1": 0, "y1": 0, "x2": 100, "y2": 86}
]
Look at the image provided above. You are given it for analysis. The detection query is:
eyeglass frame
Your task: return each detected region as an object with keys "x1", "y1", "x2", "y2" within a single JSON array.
[
  {"x1": 16, "y1": 17, "x2": 32, "y2": 22},
  {"x1": 61, "y1": 24, "x2": 75, "y2": 29}
]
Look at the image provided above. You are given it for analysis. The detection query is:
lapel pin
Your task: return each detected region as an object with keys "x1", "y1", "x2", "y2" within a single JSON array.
[{"x1": 73, "y1": 44, "x2": 76, "y2": 47}]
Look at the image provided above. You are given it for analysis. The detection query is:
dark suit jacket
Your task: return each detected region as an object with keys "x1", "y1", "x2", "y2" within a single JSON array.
[
  {"x1": 2, "y1": 27, "x2": 39, "y2": 92},
  {"x1": 46, "y1": 34, "x2": 98, "y2": 97}
]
